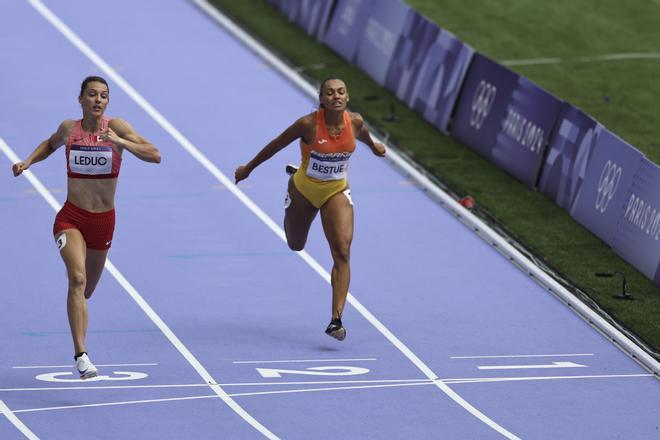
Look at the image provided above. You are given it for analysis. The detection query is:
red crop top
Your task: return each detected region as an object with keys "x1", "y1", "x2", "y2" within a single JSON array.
[{"x1": 65, "y1": 117, "x2": 121, "y2": 179}]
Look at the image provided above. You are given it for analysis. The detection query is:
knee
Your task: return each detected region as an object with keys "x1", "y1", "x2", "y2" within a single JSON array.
[
  {"x1": 330, "y1": 242, "x2": 351, "y2": 263},
  {"x1": 68, "y1": 272, "x2": 87, "y2": 292}
]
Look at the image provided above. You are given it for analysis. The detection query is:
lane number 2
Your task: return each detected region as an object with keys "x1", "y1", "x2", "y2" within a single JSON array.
[{"x1": 256, "y1": 366, "x2": 369, "y2": 378}]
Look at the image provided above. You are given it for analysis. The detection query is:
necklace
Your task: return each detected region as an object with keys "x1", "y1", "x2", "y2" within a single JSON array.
[{"x1": 327, "y1": 124, "x2": 343, "y2": 139}]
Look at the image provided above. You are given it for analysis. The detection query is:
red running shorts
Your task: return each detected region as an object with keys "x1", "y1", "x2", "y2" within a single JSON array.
[{"x1": 53, "y1": 201, "x2": 116, "y2": 250}]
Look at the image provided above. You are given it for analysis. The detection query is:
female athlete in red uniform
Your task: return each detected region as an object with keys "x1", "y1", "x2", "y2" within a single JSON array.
[
  {"x1": 12, "y1": 76, "x2": 161, "y2": 378},
  {"x1": 235, "y1": 78, "x2": 385, "y2": 340}
]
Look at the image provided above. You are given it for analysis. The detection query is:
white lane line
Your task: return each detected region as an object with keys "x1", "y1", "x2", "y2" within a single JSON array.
[
  {"x1": 13, "y1": 363, "x2": 158, "y2": 369},
  {"x1": 3, "y1": 372, "x2": 651, "y2": 394},
  {"x1": 451, "y1": 354, "x2": 594, "y2": 360},
  {"x1": 0, "y1": 379, "x2": 430, "y2": 393},
  {"x1": 3, "y1": 143, "x2": 275, "y2": 440},
  {"x1": 233, "y1": 358, "x2": 377, "y2": 364},
  {"x1": 1, "y1": 383, "x2": 213, "y2": 392},
  {"x1": 478, "y1": 362, "x2": 587, "y2": 370},
  {"x1": 229, "y1": 381, "x2": 430, "y2": 398},
  {"x1": 445, "y1": 373, "x2": 653, "y2": 384},
  {"x1": 192, "y1": 1, "x2": 520, "y2": 438},
  {"x1": 23, "y1": 2, "x2": 279, "y2": 439},
  {"x1": 13, "y1": 395, "x2": 216, "y2": 414},
  {"x1": 502, "y1": 52, "x2": 660, "y2": 66},
  {"x1": 10, "y1": 372, "x2": 653, "y2": 415},
  {"x1": 12, "y1": 382, "x2": 433, "y2": 415},
  {"x1": 0, "y1": 400, "x2": 40, "y2": 440}
]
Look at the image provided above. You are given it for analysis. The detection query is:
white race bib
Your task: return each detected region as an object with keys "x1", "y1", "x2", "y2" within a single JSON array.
[
  {"x1": 69, "y1": 146, "x2": 113, "y2": 175},
  {"x1": 307, "y1": 151, "x2": 351, "y2": 181}
]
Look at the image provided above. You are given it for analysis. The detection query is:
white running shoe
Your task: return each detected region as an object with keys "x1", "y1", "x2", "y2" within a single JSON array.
[{"x1": 75, "y1": 353, "x2": 98, "y2": 380}]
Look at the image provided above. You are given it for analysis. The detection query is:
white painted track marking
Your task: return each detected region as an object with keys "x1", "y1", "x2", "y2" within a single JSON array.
[
  {"x1": 8, "y1": 372, "x2": 652, "y2": 416},
  {"x1": 0, "y1": 400, "x2": 40, "y2": 440},
  {"x1": 13, "y1": 363, "x2": 158, "y2": 369},
  {"x1": 2, "y1": 371, "x2": 650, "y2": 393},
  {"x1": 478, "y1": 362, "x2": 587, "y2": 370},
  {"x1": 451, "y1": 354, "x2": 594, "y2": 359},
  {"x1": 35, "y1": 371, "x2": 149, "y2": 383},
  {"x1": 233, "y1": 358, "x2": 377, "y2": 364}
]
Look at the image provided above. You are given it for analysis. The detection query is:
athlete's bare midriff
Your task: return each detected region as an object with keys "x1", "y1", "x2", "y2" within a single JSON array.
[{"x1": 67, "y1": 177, "x2": 117, "y2": 212}]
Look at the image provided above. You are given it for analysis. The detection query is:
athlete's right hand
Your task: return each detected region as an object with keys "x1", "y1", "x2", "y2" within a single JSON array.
[
  {"x1": 234, "y1": 165, "x2": 251, "y2": 184},
  {"x1": 12, "y1": 161, "x2": 29, "y2": 176}
]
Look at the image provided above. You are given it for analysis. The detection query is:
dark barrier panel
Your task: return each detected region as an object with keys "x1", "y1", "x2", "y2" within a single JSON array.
[
  {"x1": 538, "y1": 103, "x2": 602, "y2": 210},
  {"x1": 451, "y1": 54, "x2": 562, "y2": 187},
  {"x1": 383, "y1": 12, "x2": 439, "y2": 104},
  {"x1": 354, "y1": 0, "x2": 411, "y2": 85},
  {"x1": 294, "y1": 0, "x2": 336, "y2": 41},
  {"x1": 270, "y1": 0, "x2": 335, "y2": 41},
  {"x1": 612, "y1": 158, "x2": 660, "y2": 286},
  {"x1": 383, "y1": 12, "x2": 474, "y2": 134},
  {"x1": 569, "y1": 129, "x2": 644, "y2": 246},
  {"x1": 409, "y1": 30, "x2": 473, "y2": 134},
  {"x1": 323, "y1": 0, "x2": 373, "y2": 62},
  {"x1": 270, "y1": 0, "x2": 295, "y2": 16}
]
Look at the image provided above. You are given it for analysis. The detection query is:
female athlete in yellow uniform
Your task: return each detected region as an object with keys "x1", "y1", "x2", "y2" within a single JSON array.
[{"x1": 235, "y1": 78, "x2": 386, "y2": 340}]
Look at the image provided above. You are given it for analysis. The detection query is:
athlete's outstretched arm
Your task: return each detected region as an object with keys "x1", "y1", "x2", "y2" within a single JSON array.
[
  {"x1": 106, "y1": 118, "x2": 161, "y2": 163},
  {"x1": 353, "y1": 113, "x2": 386, "y2": 157},
  {"x1": 12, "y1": 120, "x2": 72, "y2": 176},
  {"x1": 235, "y1": 116, "x2": 310, "y2": 184}
]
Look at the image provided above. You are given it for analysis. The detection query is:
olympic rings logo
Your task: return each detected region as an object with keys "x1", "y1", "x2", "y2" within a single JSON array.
[
  {"x1": 595, "y1": 160, "x2": 622, "y2": 213},
  {"x1": 469, "y1": 80, "x2": 497, "y2": 130}
]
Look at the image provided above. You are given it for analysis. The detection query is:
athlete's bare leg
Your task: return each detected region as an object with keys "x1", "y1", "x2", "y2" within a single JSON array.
[
  {"x1": 84, "y1": 248, "x2": 108, "y2": 299},
  {"x1": 320, "y1": 189, "x2": 354, "y2": 319},
  {"x1": 284, "y1": 177, "x2": 319, "y2": 251},
  {"x1": 56, "y1": 229, "x2": 89, "y2": 355}
]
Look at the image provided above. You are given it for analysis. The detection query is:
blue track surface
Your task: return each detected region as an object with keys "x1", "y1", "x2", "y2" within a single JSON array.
[{"x1": 1, "y1": 1, "x2": 659, "y2": 439}]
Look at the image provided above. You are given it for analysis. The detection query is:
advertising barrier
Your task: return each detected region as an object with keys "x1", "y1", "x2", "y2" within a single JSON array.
[
  {"x1": 384, "y1": 16, "x2": 473, "y2": 134},
  {"x1": 612, "y1": 158, "x2": 660, "y2": 286},
  {"x1": 538, "y1": 103, "x2": 602, "y2": 210},
  {"x1": 354, "y1": 0, "x2": 411, "y2": 85},
  {"x1": 268, "y1": 0, "x2": 335, "y2": 41},
  {"x1": 569, "y1": 129, "x2": 644, "y2": 246},
  {"x1": 451, "y1": 54, "x2": 562, "y2": 187},
  {"x1": 294, "y1": 0, "x2": 336, "y2": 40},
  {"x1": 323, "y1": 0, "x2": 373, "y2": 62},
  {"x1": 410, "y1": 31, "x2": 473, "y2": 134},
  {"x1": 383, "y1": 12, "x2": 439, "y2": 104}
]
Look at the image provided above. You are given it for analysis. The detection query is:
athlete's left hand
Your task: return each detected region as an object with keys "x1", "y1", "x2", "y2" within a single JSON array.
[{"x1": 372, "y1": 142, "x2": 386, "y2": 157}]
